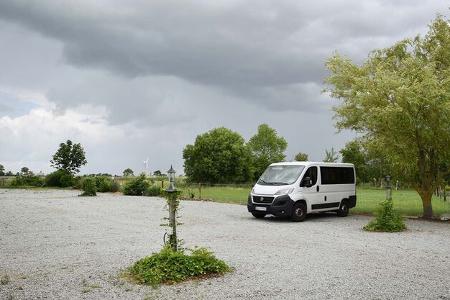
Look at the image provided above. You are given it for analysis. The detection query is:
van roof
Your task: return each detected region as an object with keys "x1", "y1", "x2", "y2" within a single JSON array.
[{"x1": 270, "y1": 161, "x2": 354, "y2": 167}]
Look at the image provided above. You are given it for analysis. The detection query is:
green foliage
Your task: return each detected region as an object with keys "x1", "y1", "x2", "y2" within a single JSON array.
[
  {"x1": 10, "y1": 175, "x2": 44, "y2": 187},
  {"x1": 45, "y1": 170, "x2": 74, "y2": 187},
  {"x1": 183, "y1": 127, "x2": 253, "y2": 184},
  {"x1": 123, "y1": 174, "x2": 150, "y2": 195},
  {"x1": 294, "y1": 152, "x2": 309, "y2": 161},
  {"x1": 0, "y1": 164, "x2": 4, "y2": 176},
  {"x1": 123, "y1": 168, "x2": 134, "y2": 177},
  {"x1": 80, "y1": 177, "x2": 97, "y2": 196},
  {"x1": 325, "y1": 17, "x2": 450, "y2": 218},
  {"x1": 248, "y1": 124, "x2": 287, "y2": 179},
  {"x1": 145, "y1": 185, "x2": 162, "y2": 196},
  {"x1": 363, "y1": 200, "x2": 406, "y2": 232},
  {"x1": 128, "y1": 246, "x2": 231, "y2": 286},
  {"x1": 323, "y1": 147, "x2": 339, "y2": 162},
  {"x1": 51, "y1": 140, "x2": 87, "y2": 175},
  {"x1": 95, "y1": 176, "x2": 119, "y2": 193}
]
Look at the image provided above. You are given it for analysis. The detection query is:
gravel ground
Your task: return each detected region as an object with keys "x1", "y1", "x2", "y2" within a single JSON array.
[{"x1": 0, "y1": 188, "x2": 449, "y2": 300}]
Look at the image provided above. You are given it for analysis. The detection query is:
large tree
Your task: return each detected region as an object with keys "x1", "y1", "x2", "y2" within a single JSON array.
[
  {"x1": 51, "y1": 140, "x2": 87, "y2": 175},
  {"x1": 123, "y1": 168, "x2": 134, "y2": 177},
  {"x1": 183, "y1": 127, "x2": 252, "y2": 183},
  {"x1": 248, "y1": 124, "x2": 287, "y2": 179},
  {"x1": 325, "y1": 17, "x2": 450, "y2": 218}
]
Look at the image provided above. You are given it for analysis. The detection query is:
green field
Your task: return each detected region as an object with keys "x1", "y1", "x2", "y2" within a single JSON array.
[{"x1": 180, "y1": 185, "x2": 450, "y2": 217}]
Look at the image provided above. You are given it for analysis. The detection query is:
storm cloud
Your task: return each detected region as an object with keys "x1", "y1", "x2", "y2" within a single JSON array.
[{"x1": 0, "y1": 0, "x2": 448, "y2": 174}]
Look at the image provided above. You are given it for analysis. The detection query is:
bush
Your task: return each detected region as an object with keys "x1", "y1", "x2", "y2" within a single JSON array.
[
  {"x1": 123, "y1": 175, "x2": 150, "y2": 196},
  {"x1": 80, "y1": 177, "x2": 97, "y2": 196},
  {"x1": 363, "y1": 200, "x2": 406, "y2": 232},
  {"x1": 145, "y1": 185, "x2": 162, "y2": 196},
  {"x1": 94, "y1": 176, "x2": 120, "y2": 193},
  {"x1": 128, "y1": 246, "x2": 231, "y2": 286},
  {"x1": 45, "y1": 170, "x2": 74, "y2": 187},
  {"x1": 10, "y1": 175, "x2": 44, "y2": 187}
]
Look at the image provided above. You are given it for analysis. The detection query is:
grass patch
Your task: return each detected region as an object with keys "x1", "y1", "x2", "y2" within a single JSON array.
[
  {"x1": 363, "y1": 200, "x2": 406, "y2": 232},
  {"x1": 180, "y1": 185, "x2": 450, "y2": 217},
  {"x1": 127, "y1": 246, "x2": 231, "y2": 286}
]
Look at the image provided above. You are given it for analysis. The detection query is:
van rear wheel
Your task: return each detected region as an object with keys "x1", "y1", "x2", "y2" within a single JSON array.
[
  {"x1": 337, "y1": 200, "x2": 349, "y2": 217},
  {"x1": 251, "y1": 212, "x2": 266, "y2": 219},
  {"x1": 291, "y1": 202, "x2": 306, "y2": 222}
]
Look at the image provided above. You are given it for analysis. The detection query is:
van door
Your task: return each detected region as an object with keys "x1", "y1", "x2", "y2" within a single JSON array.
[{"x1": 299, "y1": 166, "x2": 321, "y2": 211}]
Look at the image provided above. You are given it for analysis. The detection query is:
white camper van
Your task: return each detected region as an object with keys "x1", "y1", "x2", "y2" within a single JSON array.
[{"x1": 247, "y1": 162, "x2": 356, "y2": 222}]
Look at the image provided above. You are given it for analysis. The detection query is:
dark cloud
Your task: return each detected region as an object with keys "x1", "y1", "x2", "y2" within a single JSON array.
[
  {"x1": 0, "y1": 1, "x2": 448, "y2": 174},
  {"x1": 1, "y1": 0, "x2": 446, "y2": 113}
]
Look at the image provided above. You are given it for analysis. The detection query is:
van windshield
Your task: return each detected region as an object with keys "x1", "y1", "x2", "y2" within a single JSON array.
[{"x1": 257, "y1": 165, "x2": 305, "y2": 186}]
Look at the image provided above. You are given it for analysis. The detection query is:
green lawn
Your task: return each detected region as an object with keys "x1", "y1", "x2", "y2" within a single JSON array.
[{"x1": 180, "y1": 185, "x2": 450, "y2": 217}]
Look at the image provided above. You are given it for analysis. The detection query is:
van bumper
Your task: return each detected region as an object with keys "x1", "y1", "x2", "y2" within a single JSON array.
[{"x1": 247, "y1": 194, "x2": 294, "y2": 217}]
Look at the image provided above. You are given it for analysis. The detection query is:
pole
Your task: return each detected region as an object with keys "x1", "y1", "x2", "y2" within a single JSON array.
[
  {"x1": 385, "y1": 175, "x2": 392, "y2": 201},
  {"x1": 168, "y1": 193, "x2": 177, "y2": 251}
]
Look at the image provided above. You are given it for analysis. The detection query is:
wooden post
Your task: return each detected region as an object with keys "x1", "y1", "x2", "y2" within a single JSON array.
[{"x1": 199, "y1": 183, "x2": 202, "y2": 200}]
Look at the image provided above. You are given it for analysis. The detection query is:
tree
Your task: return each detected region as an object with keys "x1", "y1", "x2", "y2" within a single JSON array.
[
  {"x1": 51, "y1": 140, "x2": 87, "y2": 175},
  {"x1": 323, "y1": 147, "x2": 339, "y2": 162},
  {"x1": 325, "y1": 17, "x2": 450, "y2": 218},
  {"x1": 248, "y1": 124, "x2": 287, "y2": 179},
  {"x1": 183, "y1": 127, "x2": 253, "y2": 183},
  {"x1": 20, "y1": 167, "x2": 32, "y2": 176},
  {"x1": 294, "y1": 152, "x2": 309, "y2": 161},
  {"x1": 153, "y1": 170, "x2": 162, "y2": 177},
  {"x1": 340, "y1": 140, "x2": 369, "y2": 183},
  {"x1": 123, "y1": 168, "x2": 134, "y2": 177},
  {"x1": 0, "y1": 164, "x2": 4, "y2": 176}
]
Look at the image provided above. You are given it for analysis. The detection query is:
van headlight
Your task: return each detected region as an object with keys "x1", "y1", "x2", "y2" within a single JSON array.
[{"x1": 274, "y1": 187, "x2": 294, "y2": 195}]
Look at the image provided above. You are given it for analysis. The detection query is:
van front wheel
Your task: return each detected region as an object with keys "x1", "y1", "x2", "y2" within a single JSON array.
[
  {"x1": 337, "y1": 200, "x2": 349, "y2": 217},
  {"x1": 291, "y1": 202, "x2": 306, "y2": 222}
]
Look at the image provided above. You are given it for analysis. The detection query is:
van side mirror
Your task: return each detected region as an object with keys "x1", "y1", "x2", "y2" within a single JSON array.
[{"x1": 301, "y1": 176, "x2": 313, "y2": 187}]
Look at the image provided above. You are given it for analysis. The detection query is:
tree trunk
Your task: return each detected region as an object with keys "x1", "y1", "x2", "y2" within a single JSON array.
[{"x1": 417, "y1": 188, "x2": 433, "y2": 219}]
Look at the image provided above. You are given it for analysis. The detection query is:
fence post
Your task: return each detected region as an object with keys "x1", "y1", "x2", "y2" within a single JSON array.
[{"x1": 199, "y1": 183, "x2": 202, "y2": 200}]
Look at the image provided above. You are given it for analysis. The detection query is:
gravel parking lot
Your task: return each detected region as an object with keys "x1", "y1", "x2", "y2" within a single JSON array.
[{"x1": 1, "y1": 189, "x2": 449, "y2": 300}]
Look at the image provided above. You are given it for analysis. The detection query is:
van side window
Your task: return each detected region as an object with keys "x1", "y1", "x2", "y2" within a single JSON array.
[
  {"x1": 320, "y1": 167, "x2": 355, "y2": 184},
  {"x1": 301, "y1": 166, "x2": 317, "y2": 186}
]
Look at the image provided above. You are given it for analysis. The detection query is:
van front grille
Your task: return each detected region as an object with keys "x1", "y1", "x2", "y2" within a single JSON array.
[{"x1": 253, "y1": 196, "x2": 274, "y2": 203}]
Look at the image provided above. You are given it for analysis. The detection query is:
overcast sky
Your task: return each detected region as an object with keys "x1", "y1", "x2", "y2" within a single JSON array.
[{"x1": 0, "y1": 1, "x2": 448, "y2": 175}]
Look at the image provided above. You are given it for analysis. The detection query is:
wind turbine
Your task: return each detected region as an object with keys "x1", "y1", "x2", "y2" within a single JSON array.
[{"x1": 143, "y1": 157, "x2": 149, "y2": 176}]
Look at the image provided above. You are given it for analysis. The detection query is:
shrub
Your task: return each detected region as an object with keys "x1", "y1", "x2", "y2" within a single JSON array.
[
  {"x1": 145, "y1": 185, "x2": 162, "y2": 196},
  {"x1": 94, "y1": 176, "x2": 121, "y2": 193},
  {"x1": 128, "y1": 246, "x2": 231, "y2": 286},
  {"x1": 123, "y1": 175, "x2": 150, "y2": 196},
  {"x1": 45, "y1": 170, "x2": 74, "y2": 187},
  {"x1": 10, "y1": 175, "x2": 44, "y2": 187},
  {"x1": 363, "y1": 200, "x2": 406, "y2": 232},
  {"x1": 80, "y1": 177, "x2": 97, "y2": 196}
]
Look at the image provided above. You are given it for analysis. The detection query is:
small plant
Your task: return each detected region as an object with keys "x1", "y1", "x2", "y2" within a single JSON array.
[
  {"x1": 123, "y1": 174, "x2": 150, "y2": 196},
  {"x1": 145, "y1": 185, "x2": 162, "y2": 196},
  {"x1": 363, "y1": 200, "x2": 406, "y2": 232},
  {"x1": 127, "y1": 246, "x2": 231, "y2": 286},
  {"x1": 0, "y1": 274, "x2": 10, "y2": 285},
  {"x1": 80, "y1": 177, "x2": 97, "y2": 196}
]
